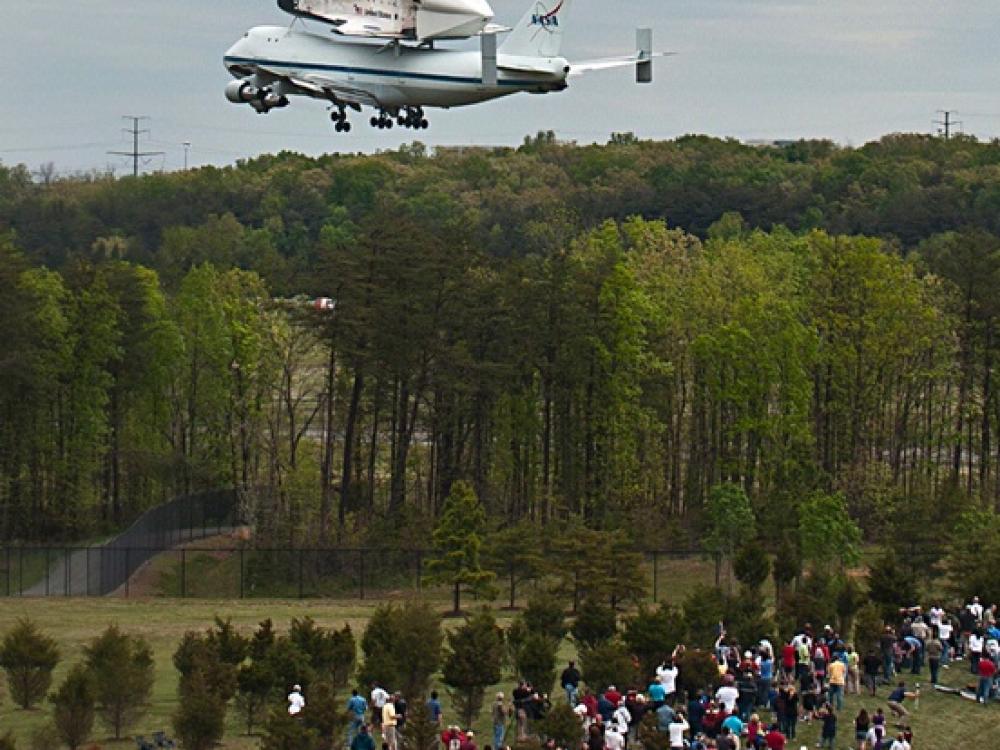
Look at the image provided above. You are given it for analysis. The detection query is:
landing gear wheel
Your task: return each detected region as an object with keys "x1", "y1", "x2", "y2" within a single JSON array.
[
  {"x1": 343, "y1": 122, "x2": 352, "y2": 132},
  {"x1": 420, "y1": 119, "x2": 429, "y2": 129},
  {"x1": 371, "y1": 116, "x2": 379, "y2": 128}
]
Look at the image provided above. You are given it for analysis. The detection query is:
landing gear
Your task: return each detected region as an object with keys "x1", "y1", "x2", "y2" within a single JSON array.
[
  {"x1": 398, "y1": 107, "x2": 430, "y2": 130},
  {"x1": 370, "y1": 111, "x2": 395, "y2": 129},
  {"x1": 330, "y1": 106, "x2": 352, "y2": 133}
]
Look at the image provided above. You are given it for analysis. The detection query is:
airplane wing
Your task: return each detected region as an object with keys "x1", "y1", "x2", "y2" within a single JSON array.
[
  {"x1": 568, "y1": 52, "x2": 672, "y2": 77},
  {"x1": 254, "y1": 64, "x2": 382, "y2": 109}
]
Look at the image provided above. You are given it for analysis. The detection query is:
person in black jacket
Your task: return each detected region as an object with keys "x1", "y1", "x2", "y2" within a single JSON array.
[{"x1": 561, "y1": 660, "x2": 581, "y2": 706}]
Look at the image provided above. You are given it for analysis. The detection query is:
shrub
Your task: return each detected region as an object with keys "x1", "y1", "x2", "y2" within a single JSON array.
[
  {"x1": 522, "y1": 593, "x2": 568, "y2": 642},
  {"x1": 289, "y1": 618, "x2": 356, "y2": 691},
  {"x1": 622, "y1": 605, "x2": 686, "y2": 679},
  {"x1": 83, "y1": 624, "x2": 155, "y2": 739},
  {"x1": 50, "y1": 664, "x2": 96, "y2": 750},
  {"x1": 0, "y1": 618, "x2": 61, "y2": 709},
  {"x1": 174, "y1": 631, "x2": 238, "y2": 702},
  {"x1": 28, "y1": 725, "x2": 59, "y2": 750},
  {"x1": 638, "y1": 712, "x2": 670, "y2": 750},
  {"x1": 442, "y1": 609, "x2": 504, "y2": 727},
  {"x1": 359, "y1": 601, "x2": 442, "y2": 699},
  {"x1": 401, "y1": 694, "x2": 441, "y2": 750},
  {"x1": 733, "y1": 542, "x2": 770, "y2": 591},
  {"x1": 512, "y1": 631, "x2": 558, "y2": 695},
  {"x1": 172, "y1": 669, "x2": 227, "y2": 750},
  {"x1": 236, "y1": 661, "x2": 274, "y2": 736},
  {"x1": 675, "y1": 649, "x2": 720, "y2": 698},
  {"x1": 301, "y1": 680, "x2": 347, "y2": 750},
  {"x1": 571, "y1": 598, "x2": 618, "y2": 651},
  {"x1": 580, "y1": 641, "x2": 638, "y2": 693},
  {"x1": 261, "y1": 706, "x2": 320, "y2": 750},
  {"x1": 206, "y1": 616, "x2": 249, "y2": 666},
  {"x1": 0, "y1": 732, "x2": 15, "y2": 750},
  {"x1": 538, "y1": 703, "x2": 583, "y2": 749}
]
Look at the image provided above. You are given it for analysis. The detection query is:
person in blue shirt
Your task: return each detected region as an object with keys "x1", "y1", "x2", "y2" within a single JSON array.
[
  {"x1": 721, "y1": 713, "x2": 743, "y2": 737},
  {"x1": 648, "y1": 680, "x2": 666, "y2": 707},
  {"x1": 427, "y1": 691, "x2": 443, "y2": 725},
  {"x1": 351, "y1": 723, "x2": 376, "y2": 750},
  {"x1": 348, "y1": 689, "x2": 369, "y2": 745}
]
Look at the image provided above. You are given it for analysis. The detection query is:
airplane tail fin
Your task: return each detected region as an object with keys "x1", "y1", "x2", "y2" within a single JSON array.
[{"x1": 500, "y1": 0, "x2": 572, "y2": 58}]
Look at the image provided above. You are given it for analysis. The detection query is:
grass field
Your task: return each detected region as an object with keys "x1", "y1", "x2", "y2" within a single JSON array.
[{"x1": 0, "y1": 598, "x2": 995, "y2": 749}]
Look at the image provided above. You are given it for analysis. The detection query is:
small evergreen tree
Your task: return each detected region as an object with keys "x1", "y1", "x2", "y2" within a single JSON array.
[
  {"x1": 442, "y1": 609, "x2": 504, "y2": 727},
  {"x1": 236, "y1": 661, "x2": 273, "y2": 736},
  {"x1": 172, "y1": 668, "x2": 227, "y2": 750},
  {"x1": 733, "y1": 542, "x2": 770, "y2": 592},
  {"x1": 206, "y1": 616, "x2": 249, "y2": 666},
  {"x1": 580, "y1": 641, "x2": 638, "y2": 693},
  {"x1": 704, "y1": 484, "x2": 756, "y2": 587},
  {"x1": 359, "y1": 601, "x2": 443, "y2": 699},
  {"x1": 261, "y1": 706, "x2": 320, "y2": 750},
  {"x1": 0, "y1": 732, "x2": 15, "y2": 750},
  {"x1": 538, "y1": 703, "x2": 583, "y2": 748},
  {"x1": 513, "y1": 631, "x2": 558, "y2": 695},
  {"x1": 621, "y1": 605, "x2": 686, "y2": 679},
  {"x1": 867, "y1": 549, "x2": 919, "y2": 619},
  {"x1": 50, "y1": 664, "x2": 96, "y2": 750},
  {"x1": 522, "y1": 593, "x2": 568, "y2": 642},
  {"x1": 0, "y1": 618, "x2": 61, "y2": 709},
  {"x1": 571, "y1": 598, "x2": 618, "y2": 650},
  {"x1": 483, "y1": 521, "x2": 547, "y2": 608},
  {"x1": 424, "y1": 481, "x2": 496, "y2": 614},
  {"x1": 638, "y1": 712, "x2": 670, "y2": 750},
  {"x1": 401, "y1": 693, "x2": 440, "y2": 750},
  {"x1": 289, "y1": 618, "x2": 356, "y2": 690},
  {"x1": 675, "y1": 649, "x2": 720, "y2": 698},
  {"x1": 302, "y1": 680, "x2": 346, "y2": 750},
  {"x1": 173, "y1": 631, "x2": 237, "y2": 702},
  {"x1": 83, "y1": 624, "x2": 155, "y2": 740}
]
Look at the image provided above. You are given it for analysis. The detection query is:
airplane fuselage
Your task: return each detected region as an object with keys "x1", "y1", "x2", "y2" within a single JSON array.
[{"x1": 224, "y1": 26, "x2": 569, "y2": 110}]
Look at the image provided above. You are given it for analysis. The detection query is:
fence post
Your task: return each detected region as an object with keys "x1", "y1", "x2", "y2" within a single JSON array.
[
  {"x1": 86, "y1": 547, "x2": 91, "y2": 596},
  {"x1": 5, "y1": 547, "x2": 10, "y2": 596},
  {"x1": 64, "y1": 548, "x2": 70, "y2": 597},
  {"x1": 359, "y1": 550, "x2": 365, "y2": 601},
  {"x1": 181, "y1": 549, "x2": 187, "y2": 598},
  {"x1": 45, "y1": 548, "x2": 50, "y2": 596},
  {"x1": 298, "y1": 550, "x2": 304, "y2": 600},
  {"x1": 125, "y1": 548, "x2": 130, "y2": 599},
  {"x1": 239, "y1": 546, "x2": 245, "y2": 599},
  {"x1": 652, "y1": 551, "x2": 659, "y2": 603},
  {"x1": 19, "y1": 547, "x2": 23, "y2": 596}
]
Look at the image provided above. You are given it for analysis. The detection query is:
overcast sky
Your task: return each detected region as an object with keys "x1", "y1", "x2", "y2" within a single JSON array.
[{"x1": 4, "y1": 0, "x2": 1000, "y2": 174}]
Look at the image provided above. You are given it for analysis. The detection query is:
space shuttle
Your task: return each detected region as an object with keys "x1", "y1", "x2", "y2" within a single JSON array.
[{"x1": 277, "y1": 0, "x2": 504, "y2": 42}]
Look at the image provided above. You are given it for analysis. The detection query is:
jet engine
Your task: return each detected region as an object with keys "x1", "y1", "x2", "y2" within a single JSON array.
[{"x1": 225, "y1": 79, "x2": 260, "y2": 104}]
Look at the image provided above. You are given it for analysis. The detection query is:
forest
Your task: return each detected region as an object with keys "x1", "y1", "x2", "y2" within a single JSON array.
[{"x1": 2, "y1": 132, "x2": 1000, "y2": 569}]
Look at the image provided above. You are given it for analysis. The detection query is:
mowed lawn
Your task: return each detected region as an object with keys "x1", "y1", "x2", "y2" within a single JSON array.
[{"x1": 0, "y1": 598, "x2": 997, "y2": 749}]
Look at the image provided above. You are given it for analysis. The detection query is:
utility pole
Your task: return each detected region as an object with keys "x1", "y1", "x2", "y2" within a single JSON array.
[
  {"x1": 182, "y1": 141, "x2": 191, "y2": 171},
  {"x1": 935, "y1": 110, "x2": 962, "y2": 140},
  {"x1": 108, "y1": 116, "x2": 164, "y2": 177}
]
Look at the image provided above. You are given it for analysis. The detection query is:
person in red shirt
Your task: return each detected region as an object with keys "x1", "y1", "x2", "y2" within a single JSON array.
[
  {"x1": 764, "y1": 725, "x2": 787, "y2": 750},
  {"x1": 604, "y1": 685, "x2": 622, "y2": 707},
  {"x1": 781, "y1": 643, "x2": 797, "y2": 678},
  {"x1": 976, "y1": 657, "x2": 996, "y2": 703}
]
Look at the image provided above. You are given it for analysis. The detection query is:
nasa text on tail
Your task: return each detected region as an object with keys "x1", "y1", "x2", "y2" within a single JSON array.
[{"x1": 224, "y1": 0, "x2": 668, "y2": 133}]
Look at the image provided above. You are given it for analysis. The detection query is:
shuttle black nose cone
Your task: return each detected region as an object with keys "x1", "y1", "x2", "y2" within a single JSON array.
[{"x1": 277, "y1": 0, "x2": 298, "y2": 14}]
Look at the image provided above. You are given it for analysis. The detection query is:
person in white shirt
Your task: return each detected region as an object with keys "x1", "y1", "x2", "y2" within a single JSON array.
[
  {"x1": 656, "y1": 661, "x2": 679, "y2": 699},
  {"x1": 288, "y1": 684, "x2": 305, "y2": 716},
  {"x1": 969, "y1": 598, "x2": 984, "y2": 621},
  {"x1": 371, "y1": 684, "x2": 389, "y2": 727},
  {"x1": 929, "y1": 606, "x2": 944, "y2": 627},
  {"x1": 668, "y1": 714, "x2": 689, "y2": 750},
  {"x1": 715, "y1": 683, "x2": 739, "y2": 714},
  {"x1": 613, "y1": 701, "x2": 631, "y2": 734},
  {"x1": 889, "y1": 734, "x2": 911, "y2": 750}
]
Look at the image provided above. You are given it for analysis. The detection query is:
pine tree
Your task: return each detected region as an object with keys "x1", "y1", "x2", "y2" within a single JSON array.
[
  {"x1": 83, "y1": 624, "x2": 155, "y2": 740},
  {"x1": 442, "y1": 609, "x2": 504, "y2": 727},
  {"x1": 172, "y1": 668, "x2": 227, "y2": 750},
  {"x1": 0, "y1": 618, "x2": 60, "y2": 709},
  {"x1": 424, "y1": 481, "x2": 496, "y2": 614},
  {"x1": 50, "y1": 664, "x2": 96, "y2": 750}
]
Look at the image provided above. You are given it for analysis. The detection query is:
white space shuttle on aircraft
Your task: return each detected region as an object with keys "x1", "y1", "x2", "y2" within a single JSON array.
[
  {"x1": 225, "y1": 0, "x2": 667, "y2": 134},
  {"x1": 277, "y1": 0, "x2": 502, "y2": 41}
]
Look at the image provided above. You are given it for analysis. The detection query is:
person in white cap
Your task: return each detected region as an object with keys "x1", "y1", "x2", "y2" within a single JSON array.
[{"x1": 288, "y1": 684, "x2": 306, "y2": 716}]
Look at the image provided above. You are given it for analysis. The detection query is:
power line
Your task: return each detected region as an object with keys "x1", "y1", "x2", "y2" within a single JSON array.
[
  {"x1": 107, "y1": 116, "x2": 164, "y2": 177},
  {"x1": 934, "y1": 110, "x2": 962, "y2": 140}
]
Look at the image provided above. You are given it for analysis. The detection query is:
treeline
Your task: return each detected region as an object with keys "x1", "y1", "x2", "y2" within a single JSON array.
[{"x1": 3, "y1": 134, "x2": 1000, "y2": 546}]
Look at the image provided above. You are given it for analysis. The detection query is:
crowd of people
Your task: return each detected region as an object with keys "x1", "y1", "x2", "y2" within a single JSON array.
[{"x1": 283, "y1": 598, "x2": 998, "y2": 750}]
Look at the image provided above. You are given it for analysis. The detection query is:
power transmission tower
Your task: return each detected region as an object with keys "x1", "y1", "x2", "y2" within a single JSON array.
[
  {"x1": 108, "y1": 116, "x2": 164, "y2": 177},
  {"x1": 934, "y1": 110, "x2": 963, "y2": 140}
]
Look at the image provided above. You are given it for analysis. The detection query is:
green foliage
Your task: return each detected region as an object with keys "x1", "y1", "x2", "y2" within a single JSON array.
[
  {"x1": 172, "y1": 668, "x2": 228, "y2": 750},
  {"x1": 622, "y1": 605, "x2": 686, "y2": 679},
  {"x1": 675, "y1": 649, "x2": 720, "y2": 699},
  {"x1": 301, "y1": 680, "x2": 347, "y2": 750},
  {"x1": 442, "y1": 609, "x2": 504, "y2": 727},
  {"x1": 638, "y1": 712, "x2": 670, "y2": 750},
  {"x1": 260, "y1": 706, "x2": 320, "y2": 750},
  {"x1": 704, "y1": 484, "x2": 756, "y2": 583},
  {"x1": 522, "y1": 593, "x2": 568, "y2": 642},
  {"x1": 0, "y1": 618, "x2": 60, "y2": 709},
  {"x1": 798, "y1": 492, "x2": 863, "y2": 569},
  {"x1": 579, "y1": 641, "x2": 638, "y2": 693},
  {"x1": 538, "y1": 702, "x2": 583, "y2": 748},
  {"x1": 0, "y1": 732, "x2": 14, "y2": 750},
  {"x1": 289, "y1": 618, "x2": 356, "y2": 690},
  {"x1": 50, "y1": 664, "x2": 96, "y2": 750},
  {"x1": 512, "y1": 631, "x2": 559, "y2": 695},
  {"x1": 173, "y1": 630, "x2": 238, "y2": 702},
  {"x1": 207, "y1": 616, "x2": 249, "y2": 666},
  {"x1": 82, "y1": 624, "x2": 154, "y2": 739},
  {"x1": 236, "y1": 660, "x2": 273, "y2": 736},
  {"x1": 424, "y1": 481, "x2": 497, "y2": 613},
  {"x1": 401, "y1": 694, "x2": 441, "y2": 750},
  {"x1": 733, "y1": 542, "x2": 771, "y2": 591},
  {"x1": 776, "y1": 573, "x2": 840, "y2": 639},
  {"x1": 483, "y1": 521, "x2": 548, "y2": 608},
  {"x1": 945, "y1": 510, "x2": 1000, "y2": 604},
  {"x1": 853, "y1": 604, "x2": 884, "y2": 657},
  {"x1": 359, "y1": 601, "x2": 442, "y2": 700},
  {"x1": 571, "y1": 598, "x2": 618, "y2": 651}
]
